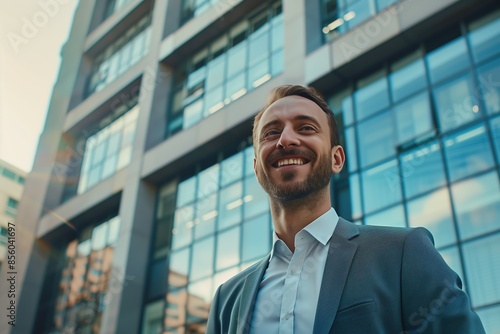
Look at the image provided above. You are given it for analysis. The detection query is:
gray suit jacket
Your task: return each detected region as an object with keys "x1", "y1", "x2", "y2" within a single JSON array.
[{"x1": 206, "y1": 218, "x2": 485, "y2": 333}]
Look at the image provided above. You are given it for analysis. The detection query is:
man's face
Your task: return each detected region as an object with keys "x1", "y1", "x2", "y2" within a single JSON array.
[{"x1": 253, "y1": 96, "x2": 343, "y2": 202}]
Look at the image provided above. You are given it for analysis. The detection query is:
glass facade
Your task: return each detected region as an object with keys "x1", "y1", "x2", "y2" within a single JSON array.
[
  {"x1": 78, "y1": 103, "x2": 139, "y2": 194},
  {"x1": 330, "y1": 10, "x2": 500, "y2": 325},
  {"x1": 168, "y1": 2, "x2": 283, "y2": 137},
  {"x1": 144, "y1": 145, "x2": 272, "y2": 333},
  {"x1": 102, "y1": 0, "x2": 135, "y2": 22},
  {"x1": 46, "y1": 217, "x2": 121, "y2": 334},
  {"x1": 87, "y1": 15, "x2": 151, "y2": 96},
  {"x1": 321, "y1": 0, "x2": 398, "y2": 41}
]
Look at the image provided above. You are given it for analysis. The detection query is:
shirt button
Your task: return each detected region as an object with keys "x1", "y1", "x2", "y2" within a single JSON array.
[{"x1": 284, "y1": 313, "x2": 291, "y2": 320}]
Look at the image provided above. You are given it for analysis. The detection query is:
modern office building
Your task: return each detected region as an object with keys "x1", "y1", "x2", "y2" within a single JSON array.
[
  {"x1": 2, "y1": 0, "x2": 499, "y2": 332},
  {"x1": 0, "y1": 159, "x2": 26, "y2": 271}
]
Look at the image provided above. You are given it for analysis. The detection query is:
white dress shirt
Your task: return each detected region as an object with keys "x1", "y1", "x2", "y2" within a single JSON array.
[{"x1": 249, "y1": 208, "x2": 339, "y2": 334}]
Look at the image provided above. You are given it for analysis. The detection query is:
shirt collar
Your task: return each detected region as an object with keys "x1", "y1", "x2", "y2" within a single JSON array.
[{"x1": 270, "y1": 208, "x2": 340, "y2": 260}]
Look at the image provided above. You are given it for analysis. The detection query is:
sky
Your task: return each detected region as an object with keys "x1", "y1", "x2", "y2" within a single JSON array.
[{"x1": 0, "y1": 0, "x2": 79, "y2": 172}]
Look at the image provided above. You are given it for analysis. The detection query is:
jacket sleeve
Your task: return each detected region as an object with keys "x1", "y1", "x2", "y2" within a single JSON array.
[
  {"x1": 206, "y1": 284, "x2": 222, "y2": 334},
  {"x1": 400, "y1": 227, "x2": 485, "y2": 333}
]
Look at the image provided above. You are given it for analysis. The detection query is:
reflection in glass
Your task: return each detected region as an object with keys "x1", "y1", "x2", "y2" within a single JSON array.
[
  {"x1": 242, "y1": 214, "x2": 271, "y2": 262},
  {"x1": 433, "y1": 73, "x2": 480, "y2": 132},
  {"x1": 177, "y1": 176, "x2": 197, "y2": 207},
  {"x1": 169, "y1": 248, "x2": 190, "y2": 288},
  {"x1": 197, "y1": 164, "x2": 220, "y2": 199},
  {"x1": 439, "y1": 246, "x2": 464, "y2": 281},
  {"x1": 220, "y1": 152, "x2": 243, "y2": 187},
  {"x1": 407, "y1": 188, "x2": 456, "y2": 248},
  {"x1": 357, "y1": 110, "x2": 395, "y2": 168},
  {"x1": 462, "y1": 232, "x2": 500, "y2": 307},
  {"x1": 476, "y1": 305, "x2": 500, "y2": 334},
  {"x1": 344, "y1": 126, "x2": 358, "y2": 172},
  {"x1": 365, "y1": 205, "x2": 405, "y2": 228},
  {"x1": 361, "y1": 160, "x2": 402, "y2": 214},
  {"x1": 349, "y1": 173, "x2": 362, "y2": 220},
  {"x1": 468, "y1": 14, "x2": 500, "y2": 64},
  {"x1": 244, "y1": 176, "x2": 269, "y2": 219},
  {"x1": 401, "y1": 141, "x2": 446, "y2": 198},
  {"x1": 476, "y1": 57, "x2": 500, "y2": 115},
  {"x1": 354, "y1": 74, "x2": 390, "y2": 121},
  {"x1": 216, "y1": 227, "x2": 240, "y2": 270},
  {"x1": 426, "y1": 38, "x2": 469, "y2": 84},
  {"x1": 190, "y1": 237, "x2": 214, "y2": 281},
  {"x1": 195, "y1": 195, "x2": 217, "y2": 240},
  {"x1": 490, "y1": 116, "x2": 500, "y2": 160},
  {"x1": 218, "y1": 182, "x2": 243, "y2": 230},
  {"x1": 451, "y1": 172, "x2": 500, "y2": 240},
  {"x1": 394, "y1": 92, "x2": 433, "y2": 144},
  {"x1": 390, "y1": 58, "x2": 426, "y2": 102},
  {"x1": 443, "y1": 124, "x2": 495, "y2": 182}
]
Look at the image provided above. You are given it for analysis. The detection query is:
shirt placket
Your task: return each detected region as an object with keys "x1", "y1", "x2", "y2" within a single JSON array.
[{"x1": 279, "y1": 235, "x2": 308, "y2": 334}]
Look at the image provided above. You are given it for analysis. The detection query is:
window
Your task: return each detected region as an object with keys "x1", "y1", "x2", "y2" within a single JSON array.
[
  {"x1": 168, "y1": 2, "x2": 283, "y2": 136},
  {"x1": 400, "y1": 141, "x2": 446, "y2": 199},
  {"x1": 361, "y1": 160, "x2": 402, "y2": 214},
  {"x1": 451, "y1": 171, "x2": 500, "y2": 240},
  {"x1": 357, "y1": 110, "x2": 395, "y2": 168},
  {"x1": 443, "y1": 124, "x2": 495, "y2": 182},
  {"x1": 78, "y1": 104, "x2": 139, "y2": 193},
  {"x1": 468, "y1": 10, "x2": 500, "y2": 64},
  {"x1": 354, "y1": 71, "x2": 390, "y2": 121},
  {"x1": 407, "y1": 188, "x2": 456, "y2": 248},
  {"x1": 393, "y1": 92, "x2": 433, "y2": 144},
  {"x1": 1, "y1": 167, "x2": 16, "y2": 181},
  {"x1": 433, "y1": 73, "x2": 481, "y2": 132},
  {"x1": 364, "y1": 205, "x2": 405, "y2": 228},
  {"x1": 49, "y1": 217, "x2": 121, "y2": 334},
  {"x1": 462, "y1": 232, "x2": 500, "y2": 307},
  {"x1": 476, "y1": 57, "x2": 500, "y2": 115},
  {"x1": 426, "y1": 38, "x2": 470, "y2": 84},
  {"x1": 5, "y1": 197, "x2": 18, "y2": 217},
  {"x1": 87, "y1": 15, "x2": 151, "y2": 96},
  {"x1": 103, "y1": 0, "x2": 135, "y2": 22},
  {"x1": 390, "y1": 56, "x2": 427, "y2": 103}
]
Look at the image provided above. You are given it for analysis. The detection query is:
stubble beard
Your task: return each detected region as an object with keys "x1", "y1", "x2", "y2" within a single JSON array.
[{"x1": 257, "y1": 152, "x2": 332, "y2": 205}]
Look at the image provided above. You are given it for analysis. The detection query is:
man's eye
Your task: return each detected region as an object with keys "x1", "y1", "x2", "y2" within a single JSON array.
[
  {"x1": 264, "y1": 130, "x2": 280, "y2": 138},
  {"x1": 300, "y1": 125, "x2": 315, "y2": 131}
]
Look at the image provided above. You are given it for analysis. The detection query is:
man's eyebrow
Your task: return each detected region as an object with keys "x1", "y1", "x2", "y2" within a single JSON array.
[
  {"x1": 260, "y1": 115, "x2": 322, "y2": 134},
  {"x1": 260, "y1": 119, "x2": 281, "y2": 133}
]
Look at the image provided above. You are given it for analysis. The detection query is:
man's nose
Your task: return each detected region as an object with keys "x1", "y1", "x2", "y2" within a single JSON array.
[{"x1": 277, "y1": 127, "x2": 300, "y2": 148}]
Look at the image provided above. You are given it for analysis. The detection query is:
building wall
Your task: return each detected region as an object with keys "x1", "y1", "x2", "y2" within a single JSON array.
[{"x1": 2, "y1": 0, "x2": 499, "y2": 333}]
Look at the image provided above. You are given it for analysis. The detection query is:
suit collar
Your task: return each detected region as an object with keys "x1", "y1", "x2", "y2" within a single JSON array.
[
  {"x1": 238, "y1": 254, "x2": 270, "y2": 334},
  {"x1": 313, "y1": 217, "x2": 359, "y2": 334}
]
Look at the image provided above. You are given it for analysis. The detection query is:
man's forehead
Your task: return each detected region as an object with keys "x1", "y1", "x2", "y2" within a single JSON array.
[{"x1": 260, "y1": 95, "x2": 325, "y2": 123}]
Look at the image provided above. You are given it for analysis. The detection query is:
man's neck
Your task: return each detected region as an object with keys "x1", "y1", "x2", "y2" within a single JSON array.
[{"x1": 269, "y1": 188, "x2": 332, "y2": 252}]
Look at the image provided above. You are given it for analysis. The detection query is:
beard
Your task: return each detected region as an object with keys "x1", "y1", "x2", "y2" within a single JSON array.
[{"x1": 256, "y1": 149, "x2": 332, "y2": 204}]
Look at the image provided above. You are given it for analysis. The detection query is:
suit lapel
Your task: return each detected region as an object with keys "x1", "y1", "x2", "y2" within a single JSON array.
[
  {"x1": 313, "y1": 218, "x2": 359, "y2": 334},
  {"x1": 237, "y1": 254, "x2": 270, "y2": 334}
]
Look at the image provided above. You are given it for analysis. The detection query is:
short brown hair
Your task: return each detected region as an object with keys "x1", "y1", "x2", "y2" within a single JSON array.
[{"x1": 253, "y1": 85, "x2": 339, "y2": 148}]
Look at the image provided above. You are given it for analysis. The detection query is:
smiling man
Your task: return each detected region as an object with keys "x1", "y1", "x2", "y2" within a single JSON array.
[{"x1": 206, "y1": 85, "x2": 484, "y2": 334}]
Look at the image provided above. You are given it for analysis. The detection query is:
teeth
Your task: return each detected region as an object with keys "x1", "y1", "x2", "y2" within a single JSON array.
[{"x1": 277, "y1": 158, "x2": 304, "y2": 167}]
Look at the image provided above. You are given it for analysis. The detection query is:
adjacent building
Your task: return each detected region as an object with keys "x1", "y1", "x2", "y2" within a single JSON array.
[
  {"x1": 2, "y1": 0, "x2": 499, "y2": 333},
  {"x1": 0, "y1": 159, "x2": 26, "y2": 271}
]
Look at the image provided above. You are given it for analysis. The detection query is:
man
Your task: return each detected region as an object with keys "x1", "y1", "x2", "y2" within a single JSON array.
[{"x1": 206, "y1": 85, "x2": 485, "y2": 333}]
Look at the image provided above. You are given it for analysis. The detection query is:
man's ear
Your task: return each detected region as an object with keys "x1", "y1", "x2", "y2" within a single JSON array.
[{"x1": 331, "y1": 145, "x2": 345, "y2": 174}]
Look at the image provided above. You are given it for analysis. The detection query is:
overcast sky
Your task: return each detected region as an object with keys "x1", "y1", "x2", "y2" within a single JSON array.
[{"x1": 0, "y1": 0, "x2": 78, "y2": 172}]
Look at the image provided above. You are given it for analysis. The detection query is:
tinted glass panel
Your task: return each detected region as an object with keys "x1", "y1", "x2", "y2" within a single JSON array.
[
  {"x1": 476, "y1": 57, "x2": 500, "y2": 115},
  {"x1": 358, "y1": 110, "x2": 395, "y2": 167},
  {"x1": 390, "y1": 59, "x2": 427, "y2": 102},
  {"x1": 443, "y1": 124, "x2": 495, "y2": 182},
  {"x1": 354, "y1": 75, "x2": 390, "y2": 121},
  {"x1": 365, "y1": 205, "x2": 405, "y2": 228},
  {"x1": 468, "y1": 15, "x2": 500, "y2": 64},
  {"x1": 361, "y1": 160, "x2": 402, "y2": 213},
  {"x1": 426, "y1": 38, "x2": 469, "y2": 84},
  {"x1": 394, "y1": 92, "x2": 433, "y2": 144},
  {"x1": 451, "y1": 171, "x2": 500, "y2": 240}
]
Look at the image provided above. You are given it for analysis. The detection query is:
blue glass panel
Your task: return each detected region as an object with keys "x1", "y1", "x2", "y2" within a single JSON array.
[
  {"x1": 476, "y1": 57, "x2": 500, "y2": 115},
  {"x1": 227, "y1": 42, "x2": 247, "y2": 78},
  {"x1": 462, "y1": 232, "x2": 500, "y2": 307},
  {"x1": 364, "y1": 205, "x2": 405, "y2": 228},
  {"x1": 244, "y1": 146, "x2": 255, "y2": 177},
  {"x1": 190, "y1": 236, "x2": 214, "y2": 280},
  {"x1": 390, "y1": 59, "x2": 427, "y2": 102},
  {"x1": 361, "y1": 160, "x2": 402, "y2": 213},
  {"x1": 468, "y1": 15, "x2": 500, "y2": 64},
  {"x1": 433, "y1": 73, "x2": 481, "y2": 132},
  {"x1": 443, "y1": 124, "x2": 495, "y2": 182},
  {"x1": 242, "y1": 214, "x2": 271, "y2": 262},
  {"x1": 407, "y1": 188, "x2": 456, "y2": 248},
  {"x1": 172, "y1": 205, "x2": 194, "y2": 250},
  {"x1": 394, "y1": 92, "x2": 433, "y2": 144},
  {"x1": 354, "y1": 76, "x2": 390, "y2": 121},
  {"x1": 345, "y1": 126, "x2": 358, "y2": 172},
  {"x1": 243, "y1": 176, "x2": 269, "y2": 219},
  {"x1": 194, "y1": 194, "x2": 217, "y2": 240},
  {"x1": 349, "y1": 173, "x2": 362, "y2": 220},
  {"x1": 197, "y1": 164, "x2": 220, "y2": 199},
  {"x1": 451, "y1": 171, "x2": 500, "y2": 240},
  {"x1": 490, "y1": 116, "x2": 500, "y2": 161},
  {"x1": 439, "y1": 246, "x2": 464, "y2": 282},
  {"x1": 376, "y1": 0, "x2": 397, "y2": 11},
  {"x1": 343, "y1": 0, "x2": 376, "y2": 30},
  {"x1": 216, "y1": 227, "x2": 240, "y2": 270},
  {"x1": 169, "y1": 248, "x2": 190, "y2": 287},
  {"x1": 357, "y1": 110, "x2": 395, "y2": 168},
  {"x1": 476, "y1": 305, "x2": 500, "y2": 334},
  {"x1": 401, "y1": 141, "x2": 446, "y2": 198},
  {"x1": 220, "y1": 152, "x2": 243, "y2": 187},
  {"x1": 218, "y1": 182, "x2": 243, "y2": 230},
  {"x1": 426, "y1": 38, "x2": 470, "y2": 84},
  {"x1": 177, "y1": 176, "x2": 197, "y2": 207}
]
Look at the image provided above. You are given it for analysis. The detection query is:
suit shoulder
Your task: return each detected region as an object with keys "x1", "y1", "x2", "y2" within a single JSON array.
[
  {"x1": 218, "y1": 257, "x2": 268, "y2": 292},
  {"x1": 354, "y1": 223, "x2": 433, "y2": 247}
]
